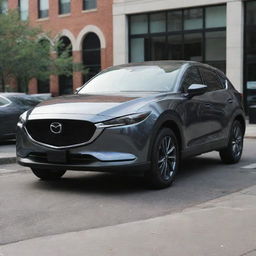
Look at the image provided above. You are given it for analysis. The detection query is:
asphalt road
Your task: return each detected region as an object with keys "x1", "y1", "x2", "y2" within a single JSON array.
[{"x1": 0, "y1": 139, "x2": 256, "y2": 246}]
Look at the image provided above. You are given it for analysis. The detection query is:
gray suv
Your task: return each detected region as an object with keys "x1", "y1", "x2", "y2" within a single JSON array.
[{"x1": 17, "y1": 61, "x2": 245, "y2": 188}]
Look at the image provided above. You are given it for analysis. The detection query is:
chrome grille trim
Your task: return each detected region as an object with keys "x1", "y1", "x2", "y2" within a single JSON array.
[{"x1": 24, "y1": 124, "x2": 104, "y2": 149}]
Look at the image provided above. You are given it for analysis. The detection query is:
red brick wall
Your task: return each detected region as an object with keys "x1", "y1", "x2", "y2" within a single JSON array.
[{"x1": 8, "y1": 0, "x2": 113, "y2": 94}]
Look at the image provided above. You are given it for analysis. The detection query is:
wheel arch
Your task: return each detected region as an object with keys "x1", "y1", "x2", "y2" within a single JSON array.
[
  {"x1": 234, "y1": 114, "x2": 246, "y2": 135},
  {"x1": 147, "y1": 111, "x2": 185, "y2": 161}
]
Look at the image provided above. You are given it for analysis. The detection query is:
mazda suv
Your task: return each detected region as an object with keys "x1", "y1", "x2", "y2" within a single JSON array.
[{"x1": 17, "y1": 61, "x2": 246, "y2": 188}]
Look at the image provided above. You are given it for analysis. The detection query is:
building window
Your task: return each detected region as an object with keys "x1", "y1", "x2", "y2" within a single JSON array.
[
  {"x1": 129, "y1": 5, "x2": 226, "y2": 73},
  {"x1": 83, "y1": 0, "x2": 97, "y2": 10},
  {"x1": 244, "y1": 0, "x2": 256, "y2": 110},
  {"x1": 59, "y1": 0, "x2": 70, "y2": 15},
  {"x1": 38, "y1": 0, "x2": 49, "y2": 19},
  {"x1": 83, "y1": 33, "x2": 101, "y2": 82},
  {"x1": 19, "y1": 0, "x2": 29, "y2": 20},
  {"x1": 0, "y1": 0, "x2": 8, "y2": 14}
]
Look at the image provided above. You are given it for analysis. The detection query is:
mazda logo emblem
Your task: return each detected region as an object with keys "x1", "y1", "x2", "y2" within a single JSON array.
[{"x1": 50, "y1": 122, "x2": 62, "y2": 134}]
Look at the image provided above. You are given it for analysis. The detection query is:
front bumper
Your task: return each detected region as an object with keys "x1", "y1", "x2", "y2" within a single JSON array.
[{"x1": 16, "y1": 117, "x2": 153, "y2": 172}]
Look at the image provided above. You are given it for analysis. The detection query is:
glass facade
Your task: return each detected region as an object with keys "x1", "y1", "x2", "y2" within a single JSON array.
[
  {"x1": 59, "y1": 0, "x2": 70, "y2": 14},
  {"x1": 38, "y1": 0, "x2": 49, "y2": 18},
  {"x1": 83, "y1": 0, "x2": 97, "y2": 10},
  {"x1": 129, "y1": 5, "x2": 226, "y2": 72},
  {"x1": 245, "y1": 0, "x2": 256, "y2": 109},
  {"x1": 19, "y1": 0, "x2": 29, "y2": 20}
]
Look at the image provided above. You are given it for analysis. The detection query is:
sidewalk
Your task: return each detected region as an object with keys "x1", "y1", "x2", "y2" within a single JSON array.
[
  {"x1": 1, "y1": 185, "x2": 256, "y2": 256},
  {"x1": 245, "y1": 121, "x2": 256, "y2": 139},
  {"x1": 0, "y1": 142, "x2": 16, "y2": 164}
]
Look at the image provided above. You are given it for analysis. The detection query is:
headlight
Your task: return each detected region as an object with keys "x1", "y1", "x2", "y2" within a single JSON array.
[
  {"x1": 97, "y1": 112, "x2": 151, "y2": 128},
  {"x1": 17, "y1": 111, "x2": 28, "y2": 127}
]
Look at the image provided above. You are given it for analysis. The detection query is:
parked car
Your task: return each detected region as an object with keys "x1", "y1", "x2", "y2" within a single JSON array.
[
  {"x1": 0, "y1": 93, "x2": 47, "y2": 140},
  {"x1": 16, "y1": 61, "x2": 246, "y2": 188}
]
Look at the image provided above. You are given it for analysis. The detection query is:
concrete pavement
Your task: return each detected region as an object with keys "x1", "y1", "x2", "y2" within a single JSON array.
[
  {"x1": 1, "y1": 184, "x2": 256, "y2": 256},
  {"x1": 0, "y1": 141, "x2": 16, "y2": 164}
]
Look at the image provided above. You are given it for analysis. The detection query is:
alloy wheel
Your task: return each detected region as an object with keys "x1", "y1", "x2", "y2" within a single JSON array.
[
  {"x1": 231, "y1": 123, "x2": 243, "y2": 158},
  {"x1": 158, "y1": 135, "x2": 177, "y2": 181}
]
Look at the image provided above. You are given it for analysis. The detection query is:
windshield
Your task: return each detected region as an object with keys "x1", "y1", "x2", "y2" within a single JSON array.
[{"x1": 79, "y1": 65, "x2": 181, "y2": 94}]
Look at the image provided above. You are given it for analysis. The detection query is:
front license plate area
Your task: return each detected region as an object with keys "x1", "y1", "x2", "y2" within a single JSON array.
[{"x1": 47, "y1": 150, "x2": 68, "y2": 163}]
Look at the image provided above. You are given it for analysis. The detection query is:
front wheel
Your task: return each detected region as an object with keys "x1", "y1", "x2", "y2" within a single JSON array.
[
  {"x1": 219, "y1": 120, "x2": 244, "y2": 164},
  {"x1": 31, "y1": 168, "x2": 66, "y2": 180},
  {"x1": 145, "y1": 128, "x2": 180, "y2": 189}
]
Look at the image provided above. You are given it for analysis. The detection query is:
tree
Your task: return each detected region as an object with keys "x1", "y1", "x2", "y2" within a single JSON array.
[{"x1": 0, "y1": 6, "x2": 83, "y2": 92}]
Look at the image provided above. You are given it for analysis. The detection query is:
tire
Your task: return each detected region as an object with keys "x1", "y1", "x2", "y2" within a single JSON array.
[
  {"x1": 145, "y1": 128, "x2": 180, "y2": 189},
  {"x1": 31, "y1": 168, "x2": 66, "y2": 180},
  {"x1": 219, "y1": 120, "x2": 244, "y2": 164}
]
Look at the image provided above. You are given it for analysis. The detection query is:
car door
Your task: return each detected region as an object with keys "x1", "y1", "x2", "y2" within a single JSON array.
[
  {"x1": 178, "y1": 66, "x2": 209, "y2": 149},
  {"x1": 197, "y1": 67, "x2": 230, "y2": 143},
  {"x1": 0, "y1": 96, "x2": 19, "y2": 137}
]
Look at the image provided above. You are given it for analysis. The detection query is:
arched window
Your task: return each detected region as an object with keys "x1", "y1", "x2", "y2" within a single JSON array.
[
  {"x1": 82, "y1": 33, "x2": 101, "y2": 82},
  {"x1": 58, "y1": 36, "x2": 73, "y2": 95},
  {"x1": 37, "y1": 38, "x2": 50, "y2": 93}
]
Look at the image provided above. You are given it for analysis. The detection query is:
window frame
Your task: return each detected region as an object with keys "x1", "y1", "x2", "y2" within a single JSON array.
[
  {"x1": 128, "y1": 4, "x2": 227, "y2": 72},
  {"x1": 38, "y1": 0, "x2": 49, "y2": 19},
  {"x1": 83, "y1": 0, "x2": 97, "y2": 11},
  {"x1": 18, "y1": 0, "x2": 29, "y2": 20},
  {"x1": 58, "y1": 0, "x2": 71, "y2": 15},
  {"x1": 244, "y1": 0, "x2": 256, "y2": 111}
]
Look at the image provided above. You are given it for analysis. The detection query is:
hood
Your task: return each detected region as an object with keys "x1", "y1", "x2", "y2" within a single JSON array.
[{"x1": 28, "y1": 93, "x2": 158, "y2": 122}]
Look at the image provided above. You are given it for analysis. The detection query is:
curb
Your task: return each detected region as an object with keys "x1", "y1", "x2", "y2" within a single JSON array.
[
  {"x1": 0, "y1": 156, "x2": 16, "y2": 165},
  {"x1": 245, "y1": 135, "x2": 256, "y2": 139}
]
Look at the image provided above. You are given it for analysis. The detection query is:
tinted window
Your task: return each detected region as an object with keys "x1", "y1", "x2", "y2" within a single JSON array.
[
  {"x1": 199, "y1": 68, "x2": 223, "y2": 92},
  {"x1": 0, "y1": 96, "x2": 10, "y2": 106},
  {"x1": 181, "y1": 67, "x2": 202, "y2": 92},
  {"x1": 79, "y1": 65, "x2": 181, "y2": 93}
]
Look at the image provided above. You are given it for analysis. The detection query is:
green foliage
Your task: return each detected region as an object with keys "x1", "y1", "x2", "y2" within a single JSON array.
[{"x1": 0, "y1": 7, "x2": 84, "y2": 92}]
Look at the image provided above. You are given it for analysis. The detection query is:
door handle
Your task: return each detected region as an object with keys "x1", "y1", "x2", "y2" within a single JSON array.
[{"x1": 227, "y1": 98, "x2": 233, "y2": 104}]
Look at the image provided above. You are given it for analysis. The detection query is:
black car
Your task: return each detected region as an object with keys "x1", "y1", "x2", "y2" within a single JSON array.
[
  {"x1": 16, "y1": 61, "x2": 246, "y2": 188},
  {"x1": 0, "y1": 93, "x2": 44, "y2": 140}
]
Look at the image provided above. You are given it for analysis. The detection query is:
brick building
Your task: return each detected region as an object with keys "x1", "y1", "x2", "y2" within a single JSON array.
[{"x1": 5, "y1": 0, "x2": 113, "y2": 96}]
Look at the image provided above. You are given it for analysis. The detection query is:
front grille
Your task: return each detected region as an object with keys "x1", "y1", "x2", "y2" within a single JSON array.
[{"x1": 26, "y1": 119, "x2": 96, "y2": 147}]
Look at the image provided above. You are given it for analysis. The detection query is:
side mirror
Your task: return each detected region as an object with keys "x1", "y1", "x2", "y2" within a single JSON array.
[
  {"x1": 74, "y1": 87, "x2": 82, "y2": 94},
  {"x1": 186, "y1": 84, "x2": 207, "y2": 98}
]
